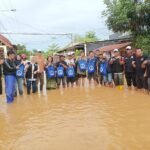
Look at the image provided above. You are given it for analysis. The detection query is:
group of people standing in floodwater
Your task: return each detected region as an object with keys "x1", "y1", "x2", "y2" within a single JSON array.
[{"x1": 0, "y1": 45, "x2": 150, "y2": 103}]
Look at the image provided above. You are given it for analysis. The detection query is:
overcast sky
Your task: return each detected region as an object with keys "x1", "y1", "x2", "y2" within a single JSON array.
[{"x1": 0, "y1": 0, "x2": 112, "y2": 50}]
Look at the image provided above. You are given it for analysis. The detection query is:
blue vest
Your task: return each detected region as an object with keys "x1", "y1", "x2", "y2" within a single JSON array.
[
  {"x1": 57, "y1": 66, "x2": 64, "y2": 78},
  {"x1": 78, "y1": 60, "x2": 86, "y2": 71},
  {"x1": 100, "y1": 62, "x2": 107, "y2": 75},
  {"x1": 67, "y1": 66, "x2": 75, "y2": 78},
  {"x1": 16, "y1": 64, "x2": 25, "y2": 78},
  {"x1": 47, "y1": 65, "x2": 55, "y2": 78},
  {"x1": 87, "y1": 59, "x2": 96, "y2": 74}
]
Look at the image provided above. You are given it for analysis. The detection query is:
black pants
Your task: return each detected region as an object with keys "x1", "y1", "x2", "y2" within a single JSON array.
[
  {"x1": 0, "y1": 76, "x2": 2, "y2": 95},
  {"x1": 27, "y1": 80, "x2": 37, "y2": 94},
  {"x1": 125, "y1": 72, "x2": 136, "y2": 87},
  {"x1": 136, "y1": 75, "x2": 147, "y2": 89}
]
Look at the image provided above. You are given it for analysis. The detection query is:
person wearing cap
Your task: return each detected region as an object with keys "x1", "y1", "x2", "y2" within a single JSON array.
[
  {"x1": 124, "y1": 46, "x2": 136, "y2": 89},
  {"x1": 36, "y1": 50, "x2": 46, "y2": 91},
  {"x1": 109, "y1": 49, "x2": 124, "y2": 88},
  {"x1": 3, "y1": 50, "x2": 18, "y2": 103},
  {"x1": 56, "y1": 55, "x2": 68, "y2": 88},
  {"x1": 132, "y1": 48, "x2": 147, "y2": 91},
  {"x1": 65, "y1": 52, "x2": 76, "y2": 87}
]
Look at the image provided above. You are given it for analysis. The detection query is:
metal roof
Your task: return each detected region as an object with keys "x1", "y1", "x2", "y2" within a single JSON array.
[
  {"x1": 0, "y1": 34, "x2": 13, "y2": 48},
  {"x1": 97, "y1": 42, "x2": 132, "y2": 52}
]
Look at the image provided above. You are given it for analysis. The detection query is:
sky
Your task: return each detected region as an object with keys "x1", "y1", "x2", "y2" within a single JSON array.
[{"x1": 0, "y1": 0, "x2": 112, "y2": 50}]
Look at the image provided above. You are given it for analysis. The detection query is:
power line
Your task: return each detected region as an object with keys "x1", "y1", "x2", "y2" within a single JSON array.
[{"x1": 0, "y1": 32, "x2": 72, "y2": 37}]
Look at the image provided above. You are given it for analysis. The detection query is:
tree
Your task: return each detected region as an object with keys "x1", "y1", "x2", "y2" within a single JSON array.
[
  {"x1": 44, "y1": 43, "x2": 60, "y2": 57},
  {"x1": 73, "y1": 31, "x2": 98, "y2": 43},
  {"x1": 16, "y1": 44, "x2": 26, "y2": 51},
  {"x1": 103, "y1": 0, "x2": 150, "y2": 54},
  {"x1": 16, "y1": 44, "x2": 31, "y2": 58}
]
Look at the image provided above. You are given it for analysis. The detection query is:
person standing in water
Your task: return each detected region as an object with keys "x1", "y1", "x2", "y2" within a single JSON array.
[
  {"x1": 87, "y1": 51, "x2": 97, "y2": 86},
  {"x1": 124, "y1": 46, "x2": 136, "y2": 89},
  {"x1": 0, "y1": 59, "x2": 4, "y2": 95},
  {"x1": 142, "y1": 56, "x2": 150, "y2": 94},
  {"x1": 36, "y1": 50, "x2": 46, "y2": 92},
  {"x1": 56, "y1": 55, "x2": 68, "y2": 88},
  {"x1": 65, "y1": 52, "x2": 76, "y2": 87},
  {"x1": 15, "y1": 55, "x2": 25, "y2": 96},
  {"x1": 25, "y1": 56, "x2": 38, "y2": 95},
  {"x1": 3, "y1": 50, "x2": 18, "y2": 103},
  {"x1": 76, "y1": 51, "x2": 87, "y2": 87},
  {"x1": 109, "y1": 49, "x2": 124, "y2": 89},
  {"x1": 132, "y1": 48, "x2": 147, "y2": 91},
  {"x1": 45, "y1": 56, "x2": 57, "y2": 90}
]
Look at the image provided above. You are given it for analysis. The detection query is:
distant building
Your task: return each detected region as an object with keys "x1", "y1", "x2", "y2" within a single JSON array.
[
  {"x1": 109, "y1": 32, "x2": 132, "y2": 40},
  {"x1": 56, "y1": 37, "x2": 132, "y2": 56},
  {"x1": 0, "y1": 34, "x2": 13, "y2": 58}
]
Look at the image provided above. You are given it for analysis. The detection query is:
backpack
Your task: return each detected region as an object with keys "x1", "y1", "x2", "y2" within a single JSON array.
[
  {"x1": 16, "y1": 64, "x2": 25, "y2": 78},
  {"x1": 47, "y1": 65, "x2": 55, "y2": 78},
  {"x1": 87, "y1": 59, "x2": 95, "y2": 74},
  {"x1": 78, "y1": 59, "x2": 86, "y2": 71},
  {"x1": 57, "y1": 66, "x2": 64, "y2": 78},
  {"x1": 67, "y1": 66, "x2": 75, "y2": 78},
  {"x1": 100, "y1": 62, "x2": 107, "y2": 75}
]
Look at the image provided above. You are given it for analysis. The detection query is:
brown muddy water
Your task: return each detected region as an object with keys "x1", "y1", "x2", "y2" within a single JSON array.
[{"x1": 0, "y1": 86, "x2": 150, "y2": 150}]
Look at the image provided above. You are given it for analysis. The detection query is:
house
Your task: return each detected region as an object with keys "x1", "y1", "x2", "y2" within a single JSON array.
[
  {"x1": 0, "y1": 34, "x2": 13, "y2": 58},
  {"x1": 56, "y1": 37, "x2": 132, "y2": 56}
]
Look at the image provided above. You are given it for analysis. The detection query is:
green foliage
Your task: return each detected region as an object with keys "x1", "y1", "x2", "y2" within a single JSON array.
[
  {"x1": 17, "y1": 49, "x2": 31, "y2": 59},
  {"x1": 44, "y1": 43, "x2": 60, "y2": 58},
  {"x1": 73, "y1": 31, "x2": 98, "y2": 43},
  {"x1": 16, "y1": 44, "x2": 26, "y2": 51},
  {"x1": 103, "y1": 0, "x2": 150, "y2": 54},
  {"x1": 75, "y1": 49, "x2": 82, "y2": 57},
  {"x1": 135, "y1": 35, "x2": 150, "y2": 56},
  {"x1": 16, "y1": 44, "x2": 30, "y2": 59}
]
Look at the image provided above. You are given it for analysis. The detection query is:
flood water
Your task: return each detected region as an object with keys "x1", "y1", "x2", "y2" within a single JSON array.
[{"x1": 0, "y1": 86, "x2": 150, "y2": 150}]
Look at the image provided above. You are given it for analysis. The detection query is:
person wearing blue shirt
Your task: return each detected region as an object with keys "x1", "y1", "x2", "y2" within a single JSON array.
[{"x1": 87, "y1": 51, "x2": 97, "y2": 86}]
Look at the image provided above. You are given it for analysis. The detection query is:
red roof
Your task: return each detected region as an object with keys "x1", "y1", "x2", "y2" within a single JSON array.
[
  {"x1": 0, "y1": 34, "x2": 13, "y2": 48},
  {"x1": 94, "y1": 42, "x2": 132, "y2": 52}
]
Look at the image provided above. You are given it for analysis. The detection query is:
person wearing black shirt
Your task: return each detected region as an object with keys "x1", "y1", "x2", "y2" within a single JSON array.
[
  {"x1": 56, "y1": 55, "x2": 68, "y2": 88},
  {"x1": 3, "y1": 50, "x2": 17, "y2": 103},
  {"x1": 132, "y1": 48, "x2": 147, "y2": 90},
  {"x1": 97, "y1": 52, "x2": 104, "y2": 85},
  {"x1": 109, "y1": 49, "x2": 124, "y2": 87},
  {"x1": 25, "y1": 57, "x2": 38, "y2": 95},
  {"x1": 142, "y1": 57, "x2": 150, "y2": 93},
  {"x1": 124, "y1": 46, "x2": 136, "y2": 88}
]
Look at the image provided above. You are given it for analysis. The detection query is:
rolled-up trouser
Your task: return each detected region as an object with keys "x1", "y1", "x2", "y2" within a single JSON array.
[
  {"x1": 5, "y1": 75, "x2": 16, "y2": 103},
  {"x1": 0, "y1": 76, "x2": 2, "y2": 95},
  {"x1": 16, "y1": 77, "x2": 23, "y2": 95},
  {"x1": 114, "y1": 73, "x2": 124, "y2": 86},
  {"x1": 125, "y1": 72, "x2": 136, "y2": 87},
  {"x1": 37, "y1": 72, "x2": 44, "y2": 91}
]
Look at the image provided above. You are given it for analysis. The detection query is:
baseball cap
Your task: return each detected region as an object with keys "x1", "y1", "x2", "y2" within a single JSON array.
[
  {"x1": 126, "y1": 46, "x2": 132, "y2": 50},
  {"x1": 113, "y1": 49, "x2": 119, "y2": 52},
  {"x1": 67, "y1": 52, "x2": 72, "y2": 56}
]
